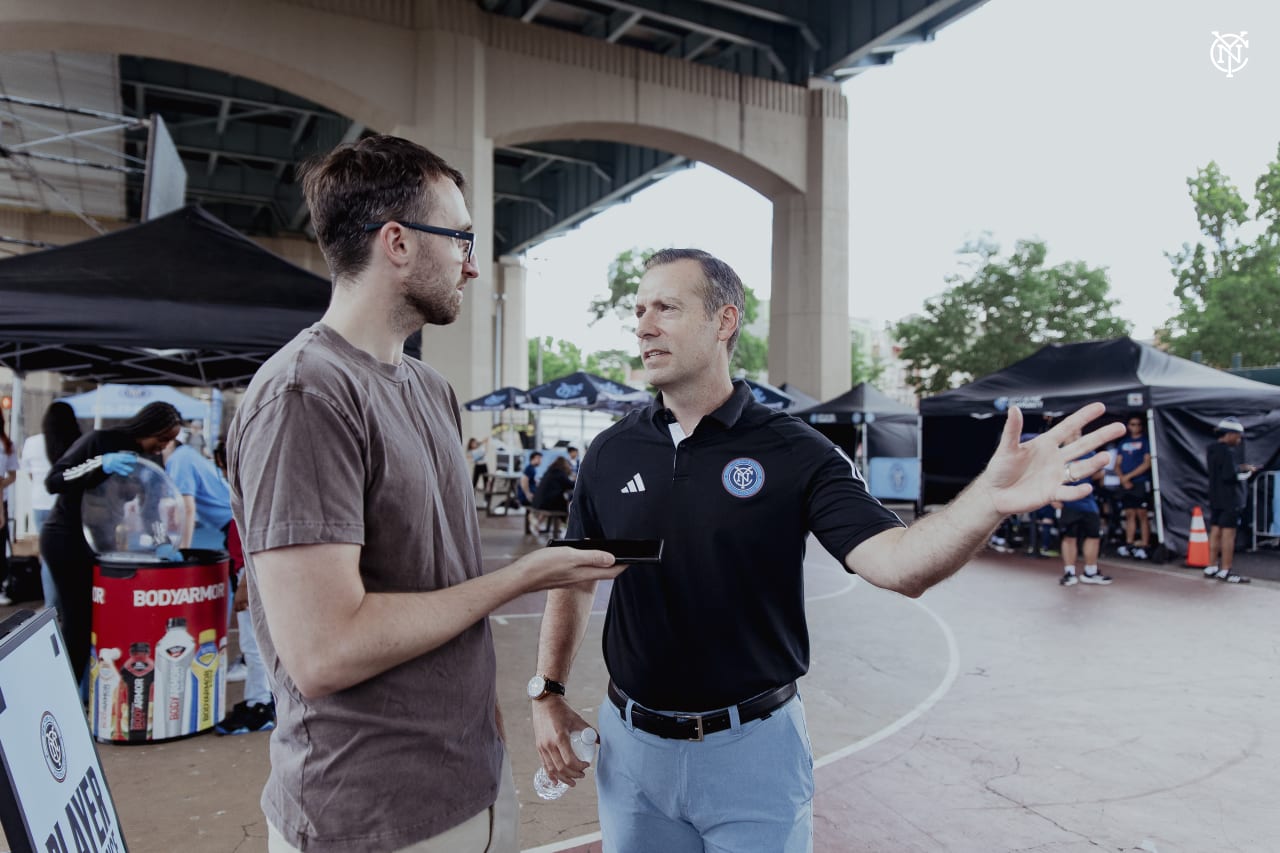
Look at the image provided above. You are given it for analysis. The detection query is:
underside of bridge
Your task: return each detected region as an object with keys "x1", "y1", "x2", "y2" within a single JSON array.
[{"x1": 0, "y1": 0, "x2": 987, "y2": 405}]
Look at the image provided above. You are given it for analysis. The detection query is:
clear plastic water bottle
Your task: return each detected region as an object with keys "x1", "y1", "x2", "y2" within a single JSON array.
[{"x1": 533, "y1": 727, "x2": 598, "y2": 801}]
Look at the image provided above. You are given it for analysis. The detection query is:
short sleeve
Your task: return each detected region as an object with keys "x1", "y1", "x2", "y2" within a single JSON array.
[
  {"x1": 232, "y1": 390, "x2": 366, "y2": 553},
  {"x1": 166, "y1": 451, "x2": 197, "y2": 496},
  {"x1": 806, "y1": 444, "x2": 905, "y2": 566}
]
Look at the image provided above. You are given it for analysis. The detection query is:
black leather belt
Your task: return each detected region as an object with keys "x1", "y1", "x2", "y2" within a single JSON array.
[{"x1": 608, "y1": 680, "x2": 797, "y2": 742}]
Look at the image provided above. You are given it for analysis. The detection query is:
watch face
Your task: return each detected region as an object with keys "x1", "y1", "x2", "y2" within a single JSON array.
[{"x1": 527, "y1": 675, "x2": 546, "y2": 699}]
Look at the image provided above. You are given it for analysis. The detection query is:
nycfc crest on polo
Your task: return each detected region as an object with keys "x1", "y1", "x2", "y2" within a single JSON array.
[{"x1": 721, "y1": 458, "x2": 765, "y2": 498}]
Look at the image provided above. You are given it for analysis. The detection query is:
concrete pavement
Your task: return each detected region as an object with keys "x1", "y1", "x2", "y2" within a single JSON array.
[{"x1": 3, "y1": 511, "x2": 1276, "y2": 852}]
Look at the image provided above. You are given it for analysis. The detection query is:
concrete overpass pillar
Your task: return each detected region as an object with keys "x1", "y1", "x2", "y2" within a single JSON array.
[
  {"x1": 390, "y1": 26, "x2": 496, "y2": 441},
  {"x1": 497, "y1": 255, "x2": 528, "y2": 391},
  {"x1": 768, "y1": 86, "x2": 850, "y2": 401}
]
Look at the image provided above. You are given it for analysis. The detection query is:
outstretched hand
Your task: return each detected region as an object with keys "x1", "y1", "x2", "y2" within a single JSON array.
[{"x1": 977, "y1": 403, "x2": 1125, "y2": 516}]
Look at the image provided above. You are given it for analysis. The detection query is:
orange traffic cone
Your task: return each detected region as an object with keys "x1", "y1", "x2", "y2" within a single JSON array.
[{"x1": 1185, "y1": 506, "x2": 1210, "y2": 567}]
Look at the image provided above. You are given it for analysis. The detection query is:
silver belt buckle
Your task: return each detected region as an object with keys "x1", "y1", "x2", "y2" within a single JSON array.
[{"x1": 675, "y1": 713, "x2": 705, "y2": 742}]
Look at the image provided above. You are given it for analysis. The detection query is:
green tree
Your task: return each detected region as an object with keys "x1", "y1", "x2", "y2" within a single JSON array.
[
  {"x1": 528, "y1": 336, "x2": 583, "y2": 386},
  {"x1": 894, "y1": 238, "x2": 1131, "y2": 395},
  {"x1": 1164, "y1": 150, "x2": 1280, "y2": 366},
  {"x1": 850, "y1": 328, "x2": 885, "y2": 386},
  {"x1": 585, "y1": 349, "x2": 635, "y2": 384},
  {"x1": 590, "y1": 247, "x2": 769, "y2": 379}
]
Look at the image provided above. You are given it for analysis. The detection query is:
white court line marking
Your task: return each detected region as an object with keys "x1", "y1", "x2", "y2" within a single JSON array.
[
  {"x1": 813, "y1": 595, "x2": 960, "y2": 768},
  {"x1": 515, "y1": 572, "x2": 960, "y2": 852}
]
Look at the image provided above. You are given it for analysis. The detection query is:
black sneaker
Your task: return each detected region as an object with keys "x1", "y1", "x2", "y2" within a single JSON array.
[
  {"x1": 1059, "y1": 572, "x2": 1078, "y2": 586},
  {"x1": 215, "y1": 700, "x2": 276, "y2": 735},
  {"x1": 1220, "y1": 573, "x2": 1251, "y2": 584}
]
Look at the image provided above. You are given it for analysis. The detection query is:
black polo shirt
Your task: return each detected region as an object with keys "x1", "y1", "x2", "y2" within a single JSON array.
[{"x1": 569, "y1": 380, "x2": 904, "y2": 711}]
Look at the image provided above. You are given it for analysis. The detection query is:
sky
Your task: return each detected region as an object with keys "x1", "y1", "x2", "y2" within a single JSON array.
[{"x1": 523, "y1": 0, "x2": 1280, "y2": 357}]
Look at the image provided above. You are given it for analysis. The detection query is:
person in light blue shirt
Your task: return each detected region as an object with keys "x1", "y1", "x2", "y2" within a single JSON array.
[{"x1": 161, "y1": 436, "x2": 233, "y2": 550}]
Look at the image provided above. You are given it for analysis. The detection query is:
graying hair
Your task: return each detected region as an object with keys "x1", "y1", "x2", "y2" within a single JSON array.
[{"x1": 644, "y1": 248, "x2": 745, "y2": 358}]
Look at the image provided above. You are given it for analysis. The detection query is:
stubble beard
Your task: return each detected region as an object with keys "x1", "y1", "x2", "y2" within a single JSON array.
[{"x1": 400, "y1": 256, "x2": 464, "y2": 329}]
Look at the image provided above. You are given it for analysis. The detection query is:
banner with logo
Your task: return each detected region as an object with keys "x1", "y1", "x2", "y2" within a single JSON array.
[{"x1": 0, "y1": 608, "x2": 128, "y2": 852}]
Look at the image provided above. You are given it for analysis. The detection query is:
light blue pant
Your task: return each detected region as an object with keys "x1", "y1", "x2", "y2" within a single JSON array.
[
  {"x1": 236, "y1": 607, "x2": 272, "y2": 706},
  {"x1": 597, "y1": 691, "x2": 813, "y2": 853},
  {"x1": 32, "y1": 509, "x2": 60, "y2": 616}
]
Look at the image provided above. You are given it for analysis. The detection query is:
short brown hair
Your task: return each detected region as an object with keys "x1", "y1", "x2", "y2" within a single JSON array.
[{"x1": 300, "y1": 135, "x2": 466, "y2": 281}]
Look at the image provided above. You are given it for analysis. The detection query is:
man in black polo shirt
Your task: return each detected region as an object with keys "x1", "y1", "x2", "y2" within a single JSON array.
[{"x1": 530, "y1": 248, "x2": 1123, "y2": 852}]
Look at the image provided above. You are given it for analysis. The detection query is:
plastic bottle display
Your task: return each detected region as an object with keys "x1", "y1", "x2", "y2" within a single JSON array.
[
  {"x1": 93, "y1": 645, "x2": 123, "y2": 741},
  {"x1": 533, "y1": 728, "x2": 598, "y2": 801},
  {"x1": 153, "y1": 617, "x2": 197, "y2": 738},
  {"x1": 118, "y1": 642, "x2": 155, "y2": 742},
  {"x1": 186, "y1": 628, "x2": 220, "y2": 731}
]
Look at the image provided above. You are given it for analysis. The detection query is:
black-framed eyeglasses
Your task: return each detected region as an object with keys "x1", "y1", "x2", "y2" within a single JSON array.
[{"x1": 364, "y1": 221, "x2": 475, "y2": 264}]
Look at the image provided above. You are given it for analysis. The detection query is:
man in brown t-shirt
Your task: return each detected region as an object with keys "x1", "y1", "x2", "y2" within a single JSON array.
[{"x1": 228, "y1": 135, "x2": 624, "y2": 853}]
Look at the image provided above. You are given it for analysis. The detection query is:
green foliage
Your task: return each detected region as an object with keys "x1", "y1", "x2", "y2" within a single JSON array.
[
  {"x1": 894, "y1": 238, "x2": 1131, "y2": 395},
  {"x1": 585, "y1": 349, "x2": 637, "y2": 384},
  {"x1": 528, "y1": 336, "x2": 583, "y2": 387},
  {"x1": 1164, "y1": 148, "x2": 1280, "y2": 367},
  {"x1": 592, "y1": 247, "x2": 768, "y2": 379},
  {"x1": 850, "y1": 329, "x2": 885, "y2": 386}
]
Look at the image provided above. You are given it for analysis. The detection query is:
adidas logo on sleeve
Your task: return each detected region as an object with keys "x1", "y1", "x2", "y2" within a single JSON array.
[{"x1": 620, "y1": 473, "x2": 646, "y2": 494}]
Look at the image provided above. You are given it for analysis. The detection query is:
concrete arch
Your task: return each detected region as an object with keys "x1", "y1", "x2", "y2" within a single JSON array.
[
  {"x1": 493, "y1": 122, "x2": 796, "y2": 201},
  {"x1": 0, "y1": 1, "x2": 414, "y2": 134},
  {"x1": 2, "y1": 0, "x2": 853, "y2": 400}
]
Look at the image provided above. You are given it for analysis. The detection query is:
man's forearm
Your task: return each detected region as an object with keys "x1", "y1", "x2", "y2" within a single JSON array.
[
  {"x1": 267, "y1": 562, "x2": 540, "y2": 698},
  {"x1": 536, "y1": 585, "x2": 597, "y2": 682},
  {"x1": 850, "y1": 475, "x2": 1005, "y2": 597}
]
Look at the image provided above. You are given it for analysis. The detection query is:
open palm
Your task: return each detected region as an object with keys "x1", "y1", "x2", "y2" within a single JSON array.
[{"x1": 982, "y1": 403, "x2": 1125, "y2": 515}]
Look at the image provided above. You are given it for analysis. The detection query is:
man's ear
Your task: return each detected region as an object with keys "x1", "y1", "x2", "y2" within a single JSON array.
[
  {"x1": 371, "y1": 222, "x2": 413, "y2": 269},
  {"x1": 717, "y1": 304, "x2": 740, "y2": 343}
]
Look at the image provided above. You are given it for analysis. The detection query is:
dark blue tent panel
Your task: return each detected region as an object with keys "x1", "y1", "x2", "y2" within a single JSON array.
[
  {"x1": 921, "y1": 338, "x2": 1280, "y2": 556},
  {"x1": 0, "y1": 205, "x2": 354, "y2": 387}
]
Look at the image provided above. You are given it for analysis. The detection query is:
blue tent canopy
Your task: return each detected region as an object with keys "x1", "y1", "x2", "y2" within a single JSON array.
[
  {"x1": 463, "y1": 387, "x2": 531, "y2": 412},
  {"x1": 742, "y1": 378, "x2": 794, "y2": 411},
  {"x1": 525, "y1": 372, "x2": 651, "y2": 414},
  {"x1": 58, "y1": 384, "x2": 208, "y2": 420}
]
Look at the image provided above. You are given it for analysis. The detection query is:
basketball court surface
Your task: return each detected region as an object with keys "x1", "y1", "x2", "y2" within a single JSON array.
[{"x1": 4, "y1": 511, "x2": 1276, "y2": 852}]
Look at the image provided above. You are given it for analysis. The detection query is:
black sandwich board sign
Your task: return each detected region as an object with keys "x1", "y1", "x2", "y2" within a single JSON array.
[{"x1": 0, "y1": 609, "x2": 128, "y2": 852}]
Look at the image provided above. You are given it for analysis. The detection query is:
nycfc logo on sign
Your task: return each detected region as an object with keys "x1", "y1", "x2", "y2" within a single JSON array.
[
  {"x1": 721, "y1": 458, "x2": 765, "y2": 498},
  {"x1": 1210, "y1": 31, "x2": 1248, "y2": 77},
  {"x1": 41, "y1": 711, "x2": 68, "y2": 782},
  {"x1": 556, "y1": 382, "x2": 585, "y2": 399}
]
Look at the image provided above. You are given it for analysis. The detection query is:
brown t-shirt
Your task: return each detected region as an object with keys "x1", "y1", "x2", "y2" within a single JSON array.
[{"x1": 227, "y1": 323, "x2": 501, "y2": 852}]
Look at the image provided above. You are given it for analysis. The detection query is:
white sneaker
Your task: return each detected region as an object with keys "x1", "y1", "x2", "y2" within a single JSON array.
[
  {"x1": 1132, "y1": 547, "x2": 1148, "y2": 560},
  {"x1": 226, "y1": 660, "x2": 248, "y2": 683},
  {"x1": 1203, "y1": 565, "x2": 1220, "y2": 578},
  {"x1": 0, "y1": 592, "x2": 12, "y2": 606},
  {"x1": 1116, "y1": 545, "x2": 1131, "y2": 557}
]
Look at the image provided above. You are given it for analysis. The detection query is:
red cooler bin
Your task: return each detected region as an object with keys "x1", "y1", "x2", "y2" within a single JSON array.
[{"x1": 89, "y1": 549, "x2": 230, "y2": 743}]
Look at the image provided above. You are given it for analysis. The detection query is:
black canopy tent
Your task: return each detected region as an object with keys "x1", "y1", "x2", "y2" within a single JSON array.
[
  {"x1": 920, "y1": 338, "x2": 1280, "y2": 557},
  {"x1": 792, "y1": 382, "x2": 921, "y2": 506},
  {"x1": 0, "y1": 205, "x2": 360, "y2": 387}
]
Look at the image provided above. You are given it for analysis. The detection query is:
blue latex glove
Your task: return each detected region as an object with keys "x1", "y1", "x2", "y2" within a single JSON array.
[
  {"x1": 154, "y1": 543, "x2": 182, "y2": 561},
  {"x1": 101, "y1": 451, "x2": 137, "y2": 476}
]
